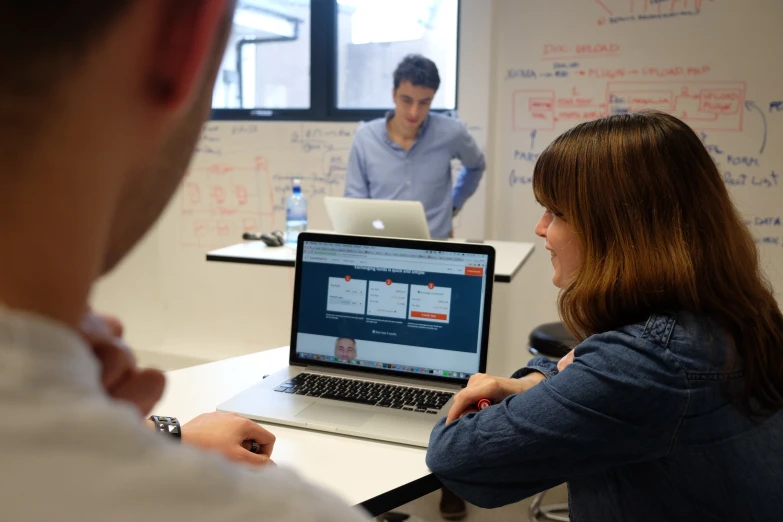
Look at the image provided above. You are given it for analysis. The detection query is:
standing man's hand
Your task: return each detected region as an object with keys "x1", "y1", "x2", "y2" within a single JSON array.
[
  {"x1": 182, "y1": 412, "x2": 277, "y2": 467},
  {"x1": 450, "y1": 206, "x2": 460, "y2": 238},
  {"x1": 80, "y1": 310, "x2": 165, "y2": 417}
]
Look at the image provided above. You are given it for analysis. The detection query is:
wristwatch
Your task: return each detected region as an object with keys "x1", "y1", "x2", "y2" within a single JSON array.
[{"x1": 149, "y1": 415, "x2": 181, "y2": 441}]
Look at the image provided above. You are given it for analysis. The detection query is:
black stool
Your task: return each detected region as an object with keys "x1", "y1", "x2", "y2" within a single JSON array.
[
  {"x1": 527, "y1": 321, "x2": 575, "y2": 522},
  {"x1": 528, "y1": 322, "x2": 573, "y2": 359}
]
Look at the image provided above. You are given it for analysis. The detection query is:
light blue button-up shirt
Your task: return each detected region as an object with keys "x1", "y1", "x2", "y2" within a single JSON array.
[{"x1": 343, "y1": 112, "x2": 486, "y2": 239}]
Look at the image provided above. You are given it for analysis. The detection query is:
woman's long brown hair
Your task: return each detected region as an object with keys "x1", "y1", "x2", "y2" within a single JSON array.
[{"x1": 533, "y1": 110, "x2": 783, "y2": 418}]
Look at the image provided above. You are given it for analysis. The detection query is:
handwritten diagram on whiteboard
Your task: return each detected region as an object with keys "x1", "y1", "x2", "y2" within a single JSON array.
[
  {"x1": 180, "y1": 122, "x2": 356, "y2": 248},
  {"x1": 496, "y1": 0, "x2": 782, "y2": 291}
]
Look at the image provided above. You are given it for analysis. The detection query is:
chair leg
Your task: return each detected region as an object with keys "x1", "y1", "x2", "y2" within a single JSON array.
[
  {"x1": 528, "y1": 490, "x2": 569, "y2": 522},
  {"x1": 528, "y1": 491, "x2": 544, "y2": 522},
  {"x1": 539, "y1": 503, "x2": 570, "y2": 522}
]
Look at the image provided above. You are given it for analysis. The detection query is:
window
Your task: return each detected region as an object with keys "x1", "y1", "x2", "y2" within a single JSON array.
[
  {"x1": 211, "y1": 0, "x2": 460, "y2": 121},
  {"x1": 212, "y1": 0, "x2": 310, "y2": 111},
  {"x1": 336, "y1": 0, "x2": 458, "y2": 110}
]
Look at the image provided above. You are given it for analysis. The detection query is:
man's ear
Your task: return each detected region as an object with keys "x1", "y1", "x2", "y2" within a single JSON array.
[{"x1": 147, "y1": 0, "x2": 234, "y2": 111}]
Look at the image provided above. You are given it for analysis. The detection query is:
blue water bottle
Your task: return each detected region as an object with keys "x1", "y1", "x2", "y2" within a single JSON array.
[{"x1": 285, "y1": 179, "x2": 308, "y2": 245}]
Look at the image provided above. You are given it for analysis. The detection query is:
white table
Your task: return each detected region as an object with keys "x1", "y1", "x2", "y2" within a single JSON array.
[
  {"x1": 152, "y1": 346, "x2": 438, "y2": 516},
  {"x1": 207, "y1": 239, "x2": 534, "y2": 283}
]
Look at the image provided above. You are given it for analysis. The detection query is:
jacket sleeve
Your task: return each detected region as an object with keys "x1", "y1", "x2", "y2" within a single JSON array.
[
  {"x1": 511, "y1": 356, "x2": 559, "y2": 380},
  {"x1": 426, "y1": 330, "x2": 690, "y2": 508}
]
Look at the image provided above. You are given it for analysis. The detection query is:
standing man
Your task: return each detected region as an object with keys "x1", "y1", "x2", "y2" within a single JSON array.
[
  {"x1": 344, "y1": 59, "x2": 474, "y2": 518},
  {"x1": 344, "y1": 54, "x2": 485, "y2": 239}
]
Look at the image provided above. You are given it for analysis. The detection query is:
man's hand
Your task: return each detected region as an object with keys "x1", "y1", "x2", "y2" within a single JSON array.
[
  {"x1": 182, "y1": 412, "x2": 276, "y2": 467},
  {"x1": 446, "y1": 372, "x2": 546, "y2": 424},
  {"x1": 83, "y1": 311, "x2": 276, "y2": 468},
  {"x1": 80, "y1": 311, "x2": 164, "y2": 417}
]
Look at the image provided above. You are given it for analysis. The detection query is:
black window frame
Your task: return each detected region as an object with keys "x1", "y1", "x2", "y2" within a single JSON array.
[{"x1": 211, "y1": 0, "x2": 461, "y2": 122}]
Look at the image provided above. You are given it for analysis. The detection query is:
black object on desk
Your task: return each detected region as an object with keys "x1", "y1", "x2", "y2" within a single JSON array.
[{"x1": 243, "y1": 231, "x2": 284, "y2": 247}]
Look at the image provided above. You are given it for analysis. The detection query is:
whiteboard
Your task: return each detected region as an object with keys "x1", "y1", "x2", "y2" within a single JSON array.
[{"x1": 491, "y1": 0, "x2": 783, "y2": 308}]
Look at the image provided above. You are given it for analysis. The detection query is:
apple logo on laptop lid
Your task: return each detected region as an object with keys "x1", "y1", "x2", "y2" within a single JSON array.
[{"x1": 372, "y1": 219, "x2": 385, "y2": 230}]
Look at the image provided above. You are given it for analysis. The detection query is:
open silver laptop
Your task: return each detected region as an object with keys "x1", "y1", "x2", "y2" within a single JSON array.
[
  {"x1": 323, "y1": 197, "x2": 432, "y2": 240},
  {"x1": 218, "y1": 232, "x2": 495, "y2": 447}
]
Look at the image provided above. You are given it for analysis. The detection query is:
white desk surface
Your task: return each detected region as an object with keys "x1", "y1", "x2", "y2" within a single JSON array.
[
  {"x1": 152, "y1": 346, "x2": 438, "y2": 515},
  {"x1": 206, "y1": 239, "x2": 534, "y2": 283}
]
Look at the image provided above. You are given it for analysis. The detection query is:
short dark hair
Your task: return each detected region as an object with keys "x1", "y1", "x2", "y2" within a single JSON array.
[
  {"x1": 393, "y1": 54, "x2": 440, "y2": 91},
  {"x1": 0, "y1": 2, "x2": 133, "y2": 99}
]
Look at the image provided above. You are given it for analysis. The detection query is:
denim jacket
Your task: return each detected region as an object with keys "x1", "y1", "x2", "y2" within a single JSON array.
[{"x1": 426, "y1": 312, "x2": 783, "y2": 521}]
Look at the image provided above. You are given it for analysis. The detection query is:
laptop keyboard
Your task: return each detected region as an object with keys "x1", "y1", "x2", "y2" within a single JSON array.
[{"x1": 274, "y1": 373, "x2": 454, "y2": 414}]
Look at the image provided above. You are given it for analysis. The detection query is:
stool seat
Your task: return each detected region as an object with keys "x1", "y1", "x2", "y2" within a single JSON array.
[{"x1": 528, "y1": 321, "x2": 574, "y2": 359}]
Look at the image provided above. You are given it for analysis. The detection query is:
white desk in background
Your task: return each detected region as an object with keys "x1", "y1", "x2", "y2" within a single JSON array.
[
  {"x1": 152, "y1": 346, "x2": 439, "y2": 517},
  {"x1": 206, "y1": 239, "x2": 534, "y2": 284}
]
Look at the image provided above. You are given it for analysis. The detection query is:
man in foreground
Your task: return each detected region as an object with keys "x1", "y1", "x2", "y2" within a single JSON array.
[{"x1": 0, "y1": 2, "x2": 368, "y2": 520}]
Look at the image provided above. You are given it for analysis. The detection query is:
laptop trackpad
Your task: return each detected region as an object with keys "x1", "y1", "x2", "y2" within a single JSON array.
[{"x1": 294, "y1": 403, "x2": 374, "y2": 428}]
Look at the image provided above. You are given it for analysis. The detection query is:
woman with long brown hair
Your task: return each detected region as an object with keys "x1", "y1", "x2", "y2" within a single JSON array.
[{"x1": 426, "y1": 111, "x2": 783, "y2": 521}]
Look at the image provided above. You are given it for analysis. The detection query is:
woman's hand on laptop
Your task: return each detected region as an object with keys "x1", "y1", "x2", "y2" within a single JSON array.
[
  {"x1": 182, "y1": 412, "x2": 277, "y2": 467},
  {"x1": 80, "y1": 310, "x2": 165, "y2": 417},
  {"x1": 446, "y1": 372, "x2": 546, "y2": 424}
]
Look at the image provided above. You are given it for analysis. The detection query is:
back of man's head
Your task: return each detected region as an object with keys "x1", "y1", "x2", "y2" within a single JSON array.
[
  {"x1": 0, "y1": 1, "x2": 236, "y2": 327},
  {"x1": 0, "y1": 3, "x2": 133, "y2": 139}
]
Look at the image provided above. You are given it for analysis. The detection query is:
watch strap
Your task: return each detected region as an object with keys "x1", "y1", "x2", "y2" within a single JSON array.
[{"x1": 149, "y1": 415, "x2": 181, "y2": 441}]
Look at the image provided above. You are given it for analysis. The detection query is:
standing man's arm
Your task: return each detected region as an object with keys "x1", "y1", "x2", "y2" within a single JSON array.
[
  {"x1": 344, "y1": 134, "x2": 370, "y2": 198},
  {"x1": 452, "y1": 124, "x2": 486, "y2": 212}
]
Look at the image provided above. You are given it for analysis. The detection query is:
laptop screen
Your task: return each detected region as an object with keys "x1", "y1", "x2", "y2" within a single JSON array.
[{"x1": 291, "y1": 235, "x2": 493, "y2": 383}]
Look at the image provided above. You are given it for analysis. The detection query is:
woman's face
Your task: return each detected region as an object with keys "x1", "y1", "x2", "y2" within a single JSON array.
[{"x1": 535, "y1": 209, "x2": 583, "y2": 288}]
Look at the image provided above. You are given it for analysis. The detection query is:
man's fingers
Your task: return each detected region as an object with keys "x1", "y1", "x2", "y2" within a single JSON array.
[
  {"x1": 239, "y1": 419, "x2": 276, "y2": 456},
  {"x1": 101, "y1": 314, "x2": 124, "y2": 338},
  {"x1": 92, "y1": 341, "x2": 137, "y2": 389},
  {"x1": 232, "y1": 448, "x2": 276, "y2": 468},
  {"x1": 109, "y1": 368, "x2": 166, "y2": 417},
  {"x1": 81, "y1": 311, "x2": 123, "y2": 340}
]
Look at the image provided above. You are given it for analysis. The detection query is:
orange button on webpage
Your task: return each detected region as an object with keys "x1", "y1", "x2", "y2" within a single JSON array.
[{"x1": 411, "y1": 311, "x2": 448, "y2": 321}]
